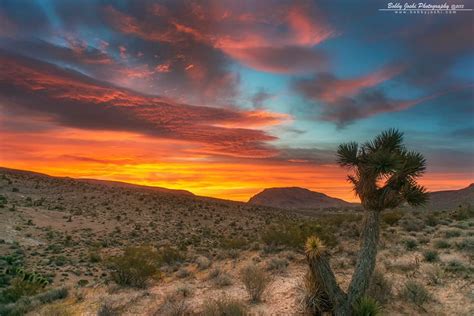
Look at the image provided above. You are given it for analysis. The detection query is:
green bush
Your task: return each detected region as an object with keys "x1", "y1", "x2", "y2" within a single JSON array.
[
  {"x1": 444, "y1": 230, "x2": 462, "y2": 238},
  {"x1": 353, "y1": 296, "x2": 382, "y2": 316},
  {"x1": 240, "y1": 264, "x2": 270, "y2": 302},
  {"x1": 159, "y1": 246, "x2": 184, "y2": 266},
  {"x1": 424, "y1": 214, "x2": 439, "y2": 227},
  {"x1": 400, "y1": 280, "x2": 431, "y2": 307},
  {"x1": 0, "y1": 287, "x2": 67, "y2": 315},
  {"x1": 423, "y1": 250, "x2": 439, "y2": 262},
  {"x1": 444, "y1": 260, "x2": 468, "y2": 274},
  {"x1": 382, "y1": 211, "x2": 404, "y2": 226},
  {"x1": 456, "y1": 237, "x2": 474, "y2": 253},
  {"x1": 202, "y1": 297, "x2": 247, "y2": 316},
  {"x1": 0, "y1": 277, "x2": 44, "y2": 303},
  {"x1": 434, "y1": 239, "x2": 450, "y2": 249},
  {"x1": 108, "y1": 246, "x2": 160, "y2": 288},
  {"x1": 261, "y1": 220, "x2": 337, "y2": 251},
  {"x1": 400, "y1": 218, "x2": 425, "y2": 232},
  {"x1": 220, "y1": 237, "x2": 248, "y2": 250},
  {"x1": 404, "y1": 239, "x2": 418, "y2": 251}
]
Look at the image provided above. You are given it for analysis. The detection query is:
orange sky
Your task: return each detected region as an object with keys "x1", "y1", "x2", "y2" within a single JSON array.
[
  {"x1": 1, "y1": 126, "x2": 472, "y2": 202},
  {"x1": 0, "y1": 1, "x2": 472, "y2": 202}
]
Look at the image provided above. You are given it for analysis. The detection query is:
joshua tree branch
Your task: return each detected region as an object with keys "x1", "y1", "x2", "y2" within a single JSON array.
[{"x1": 347, "y1": 210, "x2": 381, "y2": 305}]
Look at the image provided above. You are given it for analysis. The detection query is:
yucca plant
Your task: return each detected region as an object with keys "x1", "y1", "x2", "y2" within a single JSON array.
[
  {"x1": 352, "y1": 296, "x2": 382, "y2": 316},
  {"x1": 305, "y1": 129, "x2": 428, "y2": 315}
]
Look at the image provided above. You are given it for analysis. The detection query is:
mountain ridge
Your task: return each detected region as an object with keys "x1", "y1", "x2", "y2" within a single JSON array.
[{"x1": 248, "y1": 186, "x2": 357, "y2": 210}]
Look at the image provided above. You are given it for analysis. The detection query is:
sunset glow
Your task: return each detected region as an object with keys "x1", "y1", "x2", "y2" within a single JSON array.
[{"x1": 0, "y1": 0, "x2": 472, "y2": 202}]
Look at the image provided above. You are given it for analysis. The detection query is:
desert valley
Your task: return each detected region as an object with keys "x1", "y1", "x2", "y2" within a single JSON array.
[{"x1": 0, "y1": 167, "x2": 473, "y2": 315}]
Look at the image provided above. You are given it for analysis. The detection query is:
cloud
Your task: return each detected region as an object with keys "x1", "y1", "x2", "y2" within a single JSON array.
[
  {"x1": 401, "y1": 14, "x2": 473, "y2": 87},
  {"x1": 251, "y1": 89, "x2": 274, "y2": 108},
  {"x1": 295, "y1": 64, "x2": 403, "y2": 103},
  {"x1": 317, "y1": 90, "x2": 424, "y2": 126},
  {"x1": 225, "y1": 45, "x2": 328, "y2": 73},
  {"x1": 0, "y1": 51, "x2": 288, "y2": 158},
  {"x1": 104, "y1": 0, "x2": 335, "y2": 74}
]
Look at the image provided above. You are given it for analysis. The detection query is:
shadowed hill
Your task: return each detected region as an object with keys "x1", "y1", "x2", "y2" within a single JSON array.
[
  {"x1": 248, "y1": 187, "x2": 357, "y2": 210},
  {"x1": 423, "y1": 183, "x2": 474, "y2": 210}
]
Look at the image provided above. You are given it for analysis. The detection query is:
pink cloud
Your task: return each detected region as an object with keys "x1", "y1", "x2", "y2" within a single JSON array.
[{"x1": 104, "y1": 0, "x2": 335, "y2": 73}]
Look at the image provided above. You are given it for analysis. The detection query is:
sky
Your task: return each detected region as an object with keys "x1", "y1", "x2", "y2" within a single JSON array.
[{"x1": 0, "y1": 0, "x2": 473, "y2": 202}]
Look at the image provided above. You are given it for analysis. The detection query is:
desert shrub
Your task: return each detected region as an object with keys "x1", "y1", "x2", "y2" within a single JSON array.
[
  {"x1": 434, "y1": 239, "x2": 450, "y2": 249},
  {"x1": 202, "y1": 297, "x2": 247, "y2": 316},
  {"x1": 425, "y1": 266, "x2": 444, "y2": 285},
  {"x1": 319, "y1": 213, "x2": 362, "y2": 227},
  {"x1": 108, "y1": 246, "x2": 160, "y2": 288},
  {"x1": 417, "y1": 237, "x2": 430, "y2": 245},
  {"x1": 240, "y1": 264, "x2": 270, "y2": 302},
  {"x1": 38, "y1": 303, "x2": 72, "y2": 316},
  {"x1": 261, "y1": 220, "x2": 337, "y2": 251},
  {"x1": 424, "y1": 214, "x2": 439, "y2": 227},
  {"x1": 0, "y1": 277, "x2": 44, "y2": 303},
  {"x1": 444, "y1": 230, "x2": 462, "y2": 238},
  {"x1": 456, "y1": 237, "x2": 474, "y2": 253},
  {"x1": 453, "y1": 204, "x2": 474, "y2": 220},
  {"x1": 36, "y1": 287, "x2": 68, "y2": 304},
  {"x1": 404, "y1": 238, "x2": 418, "y2": 251},
  {"x1": 444, "y1": 260, "x2": 468, "y2": 274},
  {"x1": 382, "y1": 210, "x2": 404, "y2": 226},
  {"x1": 423, "y1": 250, "x2": 439, "y2": 262},
  {"x1": 158, "y1": 292, "x2": 189, "y2": 316},
  {"x1": 366, "y1": 270, "x2": 392, "y2": 305},
  {"x1": 266, "y1": 257, "x2": 289, "y2": 273},
  {"x1": 400, "y1": 280, "x2": 431, "y2": 307},
  {"x1": 176, "y1": 285, "x2": 193, "y2": 298},
  {"x1": 400, "y1": 217, "x2": 424, "y2": 232},
  {"x1": 89, "y1": 250, "x2": 101, "y2": 263},
  {"x1": 297, "y1": 269, "x2": 331, "y2": 314},
  {"x1": 195, "y1": 256, "x2": 211, "y2": 270},
  {"x1": 159, "y1": 246, "x2": 184, "y2": 266},
  {"x1": 0, "y1": 287, "x2": 68, "y2": 316},
  {"x1": 175, "y1": 267, "x2": 190, "y2": 279},
  {"x1": 97, "y1": 301, "x2": 120, "y2": 316},
  {"x1": 352, "y1": 296, "x2": 382, "y2": 316},
  {"x1": 208, "y1": 268, "x2": 232, "y2": 287},
  {"x1": 220, "y1": 237, "x2": 248, "y2": 250}
]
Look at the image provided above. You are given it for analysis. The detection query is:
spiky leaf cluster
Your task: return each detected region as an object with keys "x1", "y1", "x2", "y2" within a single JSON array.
[{"x1": 337, "y1": 129, "x2": 428, "y2": 211}]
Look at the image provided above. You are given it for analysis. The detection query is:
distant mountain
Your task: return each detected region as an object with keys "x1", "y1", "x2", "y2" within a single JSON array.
[
  {"x1": 423, "y1": 184, "x2": 474, "y2": 210},
  {"x1": 0, "y1": 167, "x2": 194, "y2": 197},
  {"x1": 247, "y1": 187, "x2": 357, "y2": 210}
]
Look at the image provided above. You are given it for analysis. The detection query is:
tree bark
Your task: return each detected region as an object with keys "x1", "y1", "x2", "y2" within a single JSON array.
[
  {"x1": 347, "y1": 210, "x2": 380, "y2": 306},
  {"x1": 306, "y1": 210, "x2": 381, "y2": 316}
]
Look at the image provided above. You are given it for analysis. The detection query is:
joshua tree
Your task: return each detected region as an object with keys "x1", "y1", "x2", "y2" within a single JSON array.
[{"x1": 305, "y1": 129, "x2": 428, "y2": 315}]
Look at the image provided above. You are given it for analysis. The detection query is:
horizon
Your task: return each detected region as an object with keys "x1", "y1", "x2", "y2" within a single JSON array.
[
  {"x1": 1, "y1": 166, "x2": 472, "y2": 204},
  {"x1": 0, "y1": 0, "x2": 473, "y2": 202}
]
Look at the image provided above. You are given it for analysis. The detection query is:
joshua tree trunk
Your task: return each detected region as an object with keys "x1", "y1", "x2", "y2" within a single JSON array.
[
  {"x1": 347, "y1": 210, "x2": 380, "y2": 306},
  {"x1": 306, "y1": 210, "x2": 381, "y2": 315}
]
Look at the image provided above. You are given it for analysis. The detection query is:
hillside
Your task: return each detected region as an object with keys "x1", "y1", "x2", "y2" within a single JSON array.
[
  {"x1": 425, "y1": 183, "x2": 474, "y2": 210},
  {"x1": 248, "y1": 187, "x2": 357, "y2": 210},
  {"x1": 0, "y1": 167, "x2": 473, "y2": 315}
]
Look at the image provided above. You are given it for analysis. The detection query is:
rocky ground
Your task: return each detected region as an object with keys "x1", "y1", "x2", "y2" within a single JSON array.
[{"x1": 0, "y1": 168, "x2": 473, "y2": 315}]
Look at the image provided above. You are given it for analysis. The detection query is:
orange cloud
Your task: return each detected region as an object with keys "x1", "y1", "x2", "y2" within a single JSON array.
[{"x1": 0, "y1": 51, "x2": 287, "y2": 158}]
